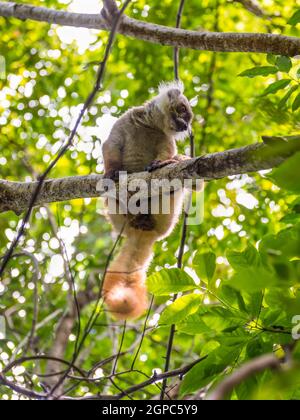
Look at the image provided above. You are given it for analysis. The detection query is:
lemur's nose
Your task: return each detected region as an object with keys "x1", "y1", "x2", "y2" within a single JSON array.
[{"x1": 176, "y1": 118, "x2": 188, "y2": 131}]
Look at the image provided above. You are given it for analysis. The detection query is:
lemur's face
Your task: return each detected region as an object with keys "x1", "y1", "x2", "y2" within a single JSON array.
[{"x1": 167, "y1": 89, "x2": 193, "y2": 133}]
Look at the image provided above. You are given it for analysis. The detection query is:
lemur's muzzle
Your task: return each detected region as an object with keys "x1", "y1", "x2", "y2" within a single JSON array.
[{"x1": 175, "y1": 117, "x2": 189, "y2": 132}]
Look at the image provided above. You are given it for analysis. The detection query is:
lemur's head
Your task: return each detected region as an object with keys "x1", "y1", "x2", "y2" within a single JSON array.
[{"x1": 155, "y1": 81, "x2": 193, "y2": 137}]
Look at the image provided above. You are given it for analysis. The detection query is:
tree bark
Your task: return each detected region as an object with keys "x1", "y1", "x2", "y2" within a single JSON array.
[
  {"x1": 0, "y1": 137, "x2": 299, "y2": 215},
  {"x1": 0, "y1": 1, "x2": 299, "y2": 56}
]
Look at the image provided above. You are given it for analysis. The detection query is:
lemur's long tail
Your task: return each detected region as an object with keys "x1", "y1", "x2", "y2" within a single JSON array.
[{"x1": 103, "y1": 230, "x2": 156, "y2": 320}]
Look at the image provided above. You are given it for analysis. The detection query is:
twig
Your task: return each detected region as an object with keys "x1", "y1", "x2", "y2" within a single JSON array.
[
  {"x1": 0, "y1": 0, "x2": 131, "y2": 278},
  {"x1": 8, "y1": 309, "x2": 63, "y2": 363},
  {"x1": 0, "y1": 374, "x2": 47, "y2": 400},
  {"x1": 160, "y1": 1, "x2": 191, "y2": 400},
  {"x1": 173, "y1": 0, "x2": 186, "y2": 81},
  {"x1": 50, "y1": 221, "x2": 126, "y2": 397},
  {"x1": 115, "y1": 356, "x2": 207, "y2": 400},
  {"x1": 112, "y1": 321, "x2": 127, "y2": 375},
  {"x1": 207, "y1": 354, "x2": 281, "y2": 400},
  {"x1": 3, "y1": 355, "x2": 86, "y2": 377},
  {"x1": 130, "y1": 295, "x2": 154, "y2": 370},
  {"x1": 234, "y1": 0, "x2": 266, "y2": 18},
  {"x1": 10, "y1": 252, "x2": 40, "y2": 355},
  {"x1": 200, "y1": 0, "x2": 220, "y2": 152}
]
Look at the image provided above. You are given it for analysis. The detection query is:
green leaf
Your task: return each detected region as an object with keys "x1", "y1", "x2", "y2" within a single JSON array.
[
  {"x1": 288, "y1": 9, "x2": 300, "y2": 25},
  {"x1": 239, "y1": 66, "x2": 278, "y2": 78},
  {"x1": 146, "y1": 268, "x2": 196, "y2": 296},
  {"x1": 266, "y1": 54, "x2": 277, "y2": 65},
  {"x1": 226, "y1": 245, "x2": 276, "y2": 294},
  {"x1": 177, "y1": 312, "x2": 213, "y2": 335},
  {"x1": 279, "y1": 85, "x2": 298, "y2": 108},
  {"x1": 229, "y1": 266, "x2": 277, "y2": 293},
  {"x1": 227, "y1": 245, "x2": 260, "y2": 271},
  {"x1": 296, "y1": 67, "x2": 300, "y2": 79},
  {"x1": 159, "y1": 294, "x2": 202, "y2": 325},
  {"x1": 177, "y1": 306, "x2": 247, "y2": 335},
  {"x1": 180, "y1": 347, "x2": 240, "y2": 396},
  {"x1": 246, "y1": 336, "x2": 273, "y2": 358},
  {"x1": 217, "y1": 328, "x2": 251, "y2": 347},
  {"x1": 193, "y1": 251, "x2": 216, "y2": 284},
  {"x1": 275, "y1": 56, "x2": 292, "y2": 73},
  {"x1": 280, "y1": 214, "x2": 300, "y2": 224},
  {"x1": 201, "y1": 307, "x2": 246, "y2": 332},
  {"x1": 244, "y1": 291, "x2": 265, "y2": 318},
  {"x1": 271, "y1": 152, "x2": 300, "y2": 193},
  {"x1": 292, "y1": 92, "x2": 300, "y2": 111},
  {"x1": 262, "y1": 79, "x2": 290, "y2": 96},
  {"x1": 260, "y1": 225, "x2": 300, "y2": 259},
  {"x1": 219, "y1": 285, "x2": 247, "y2": 313},
  {"x1": 260, "y1": 308, "x2": 287, "y2": 328}
]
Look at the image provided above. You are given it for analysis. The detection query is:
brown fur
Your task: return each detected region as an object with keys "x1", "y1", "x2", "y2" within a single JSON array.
[{"x1": 102, "y1": 82, "x2": 193, "y2": 319}]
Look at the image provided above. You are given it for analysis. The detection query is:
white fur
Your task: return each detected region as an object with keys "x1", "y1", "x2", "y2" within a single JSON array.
[
  {"x1": 156, "y1": 80, "x2": 184, "y2": 111},
  {"x1": 158, "y1": 80, "x2": 184, "y2": 95},
  {"x1": 175, "y1": 129, "x2": 190, "y2": 141}
]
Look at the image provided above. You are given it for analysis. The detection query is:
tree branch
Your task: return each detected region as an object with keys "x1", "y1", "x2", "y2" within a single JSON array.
[
  {"x1": 206, "y1": 354, "x2": 281, "y2": 400},
  {"x1": 234, "y1": 0, "x2": 266, "y2": 18},
  {"x1": 0, "y1": 1, "x2": 299, "y2": 56},
  {"x1": 0, "y1": 137, "x2": 299, "y2": 216},
  {"x1": 0, "y1": 356, "x2": 206, "y2": 400}
]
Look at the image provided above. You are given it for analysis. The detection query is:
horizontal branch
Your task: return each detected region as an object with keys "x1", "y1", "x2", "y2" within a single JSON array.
[
  {"x1": 67, "y1": 356, "x2": 207, "y2": 400},
  {"x1": 0, "y1": 136, "x2": 299, "y2": 216},
  {"x1": 0, "y1": 1, "x2": 299, "y2": 56},
  {"x1": 0, "y1": 356, "x2": 206, "y2": 400}
]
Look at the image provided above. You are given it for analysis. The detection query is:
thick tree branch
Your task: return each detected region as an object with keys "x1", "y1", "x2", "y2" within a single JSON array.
[
  {"x1": 0, "y1": 1, "x2": 299, "y2": 56},
  {"x1": 0, "y1": 137, "x2": 299, "y2": 216}
]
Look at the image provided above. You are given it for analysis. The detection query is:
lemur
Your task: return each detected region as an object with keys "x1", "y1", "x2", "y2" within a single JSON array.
[{"x1": 102, "y1": 82, "x2": 193, "y2": 319}]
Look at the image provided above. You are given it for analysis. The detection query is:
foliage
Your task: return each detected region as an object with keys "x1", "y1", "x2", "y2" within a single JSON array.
[{"x1": 0, "y1": 0, "x2": 300, "y2": 400}]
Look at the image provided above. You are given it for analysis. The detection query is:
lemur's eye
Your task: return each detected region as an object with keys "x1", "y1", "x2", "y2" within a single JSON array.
[{"x1": 177, "y1": 105, "x2": 187, "y2": 113}]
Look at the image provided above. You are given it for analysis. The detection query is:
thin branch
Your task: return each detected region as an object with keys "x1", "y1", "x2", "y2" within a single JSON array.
[
  {"x1": 0, "y1": 0, "x2": 131, "y2": 278},
  {"x1": 0, "y1": 356, "x2": 207, "y2": 400},
  {"x1": 10, "y1": 252, "x2": 40, "y2": 355},
  {"x1": 234, "y1": 0, "x2": 266, "y2": 18},
  {"x1": 0, "y1": 374, "x2": 47, "y2": 400},
  {"x1": 67, "y1": 356, "x2": 207, "y2": 400},
  {"x1": 112, "y1": 321, "x2": 127, "y2": 375},
  {"x1": 160, "y1": 0, "x2": 188, "y2": 400},
  {"x1": 173, "y1": 0, "x2": 186, "y2": 82},
  {"x1": 130, "y1": 295, "x2": 154, "y2": 371},
  {"x1": 8, "y1": 309, "x2": 63, "y2": 364},
  {"x1": 24, "y1": 161, "x2": 82, "y2": 390},
  {"x1": 200, "y1": 0, "x2": 220, "y2": 153},
  {"x1": 207, "y1": 354, "x2": 281, "y2": 400},
  {"x1": 3, "y1": 355, "x2": 86, "y2": 377},
  {"x1": 112, "y1": 356, "x2": 207, "y2": 400},
  {"x1": 49, "y1": 222, "x2": 126, "y2": 397},
  {"x1": 0, "y1": 1, "x2": 299, "y2": 56}
]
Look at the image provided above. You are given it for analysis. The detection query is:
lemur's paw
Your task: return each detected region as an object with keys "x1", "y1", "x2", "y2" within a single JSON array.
[
  {"x1": 129, "y1": 214, "x2": 156, "y2": 231},
  {"x1": 146, "y1": 159, "x2": 178, "y2": 172},
  {"x1": 103, "y1": 170, "x2": 120, "y2": 182}
]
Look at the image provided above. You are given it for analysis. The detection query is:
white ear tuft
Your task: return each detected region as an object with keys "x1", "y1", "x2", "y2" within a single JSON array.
[
  {"x1": 155, "y1": 80, "x2": 184, "y2": 111},
  {"x1": 158, "y1": 80, "x2": 184, "y2": 95}
]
